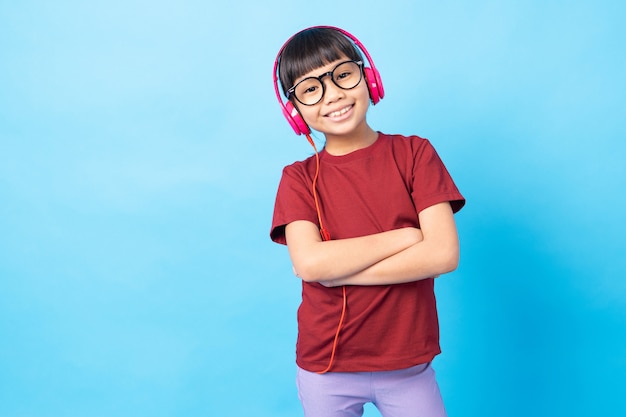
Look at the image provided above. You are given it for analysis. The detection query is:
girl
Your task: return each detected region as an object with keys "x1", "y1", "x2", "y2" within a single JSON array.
[{"x1": 270, "y1": 26, "x2": 465, "y2": 417}]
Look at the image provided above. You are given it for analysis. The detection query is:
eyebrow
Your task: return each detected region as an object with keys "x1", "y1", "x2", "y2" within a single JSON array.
[{"x1": 295, "y1": 58, "x2": 348, "y2": 84}]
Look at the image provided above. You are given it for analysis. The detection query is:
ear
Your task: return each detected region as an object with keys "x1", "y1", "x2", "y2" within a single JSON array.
[
  {"x1": 283, "y1": 100, "x2": 311, "y2": 135},
  {"x1": 364, "y1": 67, "x2": 385, "y2": 105}
]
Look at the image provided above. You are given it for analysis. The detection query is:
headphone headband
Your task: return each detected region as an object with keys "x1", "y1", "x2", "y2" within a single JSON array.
[{"x1": 273, "y1": 25, "x2": 384, "y2": 135}]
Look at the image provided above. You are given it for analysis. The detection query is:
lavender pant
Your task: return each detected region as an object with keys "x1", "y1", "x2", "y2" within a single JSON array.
[{"x1": 296, "y1": 362, "x2": 447, "y2": 417}]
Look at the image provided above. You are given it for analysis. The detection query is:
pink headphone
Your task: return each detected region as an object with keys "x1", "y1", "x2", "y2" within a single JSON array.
[{"x1": 273, "y1": 26, "x2": 385, "y2": 136}]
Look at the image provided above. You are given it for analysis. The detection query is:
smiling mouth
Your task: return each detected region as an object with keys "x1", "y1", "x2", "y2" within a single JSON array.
[{"x1": 326, "y1": 105, "x2": 353, "y2": 118}]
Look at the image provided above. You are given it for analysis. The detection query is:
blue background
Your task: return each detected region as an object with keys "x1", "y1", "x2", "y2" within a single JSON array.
[{"x1": 1, "y1": 1, "x2": 624, "y2": 416}]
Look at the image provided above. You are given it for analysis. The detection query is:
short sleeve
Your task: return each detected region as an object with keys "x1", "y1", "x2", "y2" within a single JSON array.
[
  {"x1": 270, "y1": 164, "x2": 320, "y2": 245},
  {"x1": 411, "y1": 139, "x2": 465, "y2": 214}
]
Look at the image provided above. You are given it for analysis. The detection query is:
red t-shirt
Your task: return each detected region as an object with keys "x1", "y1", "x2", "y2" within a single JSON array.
[{"x1": 270, "y1": 133, "x2": 465, "y2": 372}]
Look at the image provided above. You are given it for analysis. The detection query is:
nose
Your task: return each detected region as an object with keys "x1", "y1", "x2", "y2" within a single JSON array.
[{"x1": 321, "y1": 76, "x2": 344, "y2": 103}]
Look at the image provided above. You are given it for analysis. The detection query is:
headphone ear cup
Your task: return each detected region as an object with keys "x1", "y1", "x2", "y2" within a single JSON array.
[
  {"x1": 364, "y1": 67, "x2": 385, "y2": 105},
  {"x1": 283, "y1": 101, "x2": 310, "y2": 135}
]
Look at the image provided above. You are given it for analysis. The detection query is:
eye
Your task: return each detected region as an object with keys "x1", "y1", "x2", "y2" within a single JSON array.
[
  {"x1": 295, "y1": 78, "x2": 322, "y2": 97},
  {"x1": 333, "y1": 62, "x2": 360, "y2": 84},
  {"x1": 303, "y1": 85, "x2": 319, "y2": 95}
]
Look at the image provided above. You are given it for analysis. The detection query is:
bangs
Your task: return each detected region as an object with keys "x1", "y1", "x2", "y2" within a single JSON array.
[{"x1": 278, "y1": 28, "x2": 363, "y2": 95}]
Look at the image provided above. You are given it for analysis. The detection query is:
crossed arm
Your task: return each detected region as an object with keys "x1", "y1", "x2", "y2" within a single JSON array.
[{"x1": 285, "y1": 202, "x2": 460, "y2": 286}]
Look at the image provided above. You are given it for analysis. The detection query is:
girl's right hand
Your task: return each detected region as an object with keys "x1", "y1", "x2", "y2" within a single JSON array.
[{"x1": 403, "y1": 227, "x2": 424, "y2": 245}]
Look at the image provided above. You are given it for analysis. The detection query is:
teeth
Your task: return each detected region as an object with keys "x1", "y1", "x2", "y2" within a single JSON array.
[{"x1": 329, "y1": 106, "x2": 351, "y2": 118}]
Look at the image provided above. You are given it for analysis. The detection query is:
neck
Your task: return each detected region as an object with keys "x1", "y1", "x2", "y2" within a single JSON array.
[{"x1": 324, "y1": 124, "x2": 378, "y2": 156}]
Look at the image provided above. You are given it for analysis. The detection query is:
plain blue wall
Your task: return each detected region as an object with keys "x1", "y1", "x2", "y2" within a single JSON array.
[{"x1": 1, "y1": 1, "x2": 624, "y2": 416}]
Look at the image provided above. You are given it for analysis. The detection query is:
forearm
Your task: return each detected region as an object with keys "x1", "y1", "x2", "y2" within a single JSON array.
[
  {"x1": 323, "y1": 236, "x2": 459, "y2": 286},
  {"x1": 286, "y1": 221, "x2": 421, "y2": 282},
  {"x1": 323, "y1": 202, "x2": 460, "y2": 287}
]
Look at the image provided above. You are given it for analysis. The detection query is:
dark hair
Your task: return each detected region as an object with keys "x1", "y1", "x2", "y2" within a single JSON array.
[{"x1": 278, "y1": 27, "x2": 363, "y2": 97}]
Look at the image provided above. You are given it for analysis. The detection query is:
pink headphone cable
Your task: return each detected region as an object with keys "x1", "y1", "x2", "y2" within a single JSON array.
[
  {"x1": 306, "y1": 134, "x2": 330, "y2": 241},
  {"x1": 316, "y1": 285, "x2": 347, "y2": 374},
  {"x1": 305, "y1": 133, "x2": 346, "y2": 375}
]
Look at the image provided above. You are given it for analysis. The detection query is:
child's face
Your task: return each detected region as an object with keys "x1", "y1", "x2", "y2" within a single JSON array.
[{"x1": 293, "y1": 58, "x2": 371, "y2": 139}]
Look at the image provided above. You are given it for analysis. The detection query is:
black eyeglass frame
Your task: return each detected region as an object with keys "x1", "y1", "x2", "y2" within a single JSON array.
[{"x1": 286, "y1": 60, "x2": 364, "y2": 106}]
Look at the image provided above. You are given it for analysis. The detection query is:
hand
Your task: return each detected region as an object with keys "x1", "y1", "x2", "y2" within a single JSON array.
[{"x1": 403, "y1": 227, "x2": 424, "y2": 245}]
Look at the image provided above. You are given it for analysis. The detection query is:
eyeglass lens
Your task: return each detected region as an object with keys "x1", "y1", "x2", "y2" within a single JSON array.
[{"x1": 293, "y1": 61, "x2": 362, "y2": 106}]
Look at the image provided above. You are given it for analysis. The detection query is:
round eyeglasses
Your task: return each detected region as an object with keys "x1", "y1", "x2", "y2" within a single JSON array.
[{"x1": 287, "y1": 60, "x2": 364, "y2": 106}]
